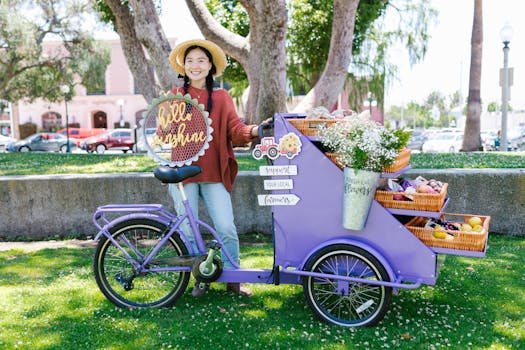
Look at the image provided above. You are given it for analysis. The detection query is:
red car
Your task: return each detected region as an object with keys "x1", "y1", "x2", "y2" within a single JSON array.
[{"x1": 80, "y1": 128, "x2": 135, "y2": 154}]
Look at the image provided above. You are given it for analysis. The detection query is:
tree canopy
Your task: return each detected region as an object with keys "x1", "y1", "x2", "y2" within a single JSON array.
[{"x1": 0, "y1": 0, "x2": 110, "y2": 105}]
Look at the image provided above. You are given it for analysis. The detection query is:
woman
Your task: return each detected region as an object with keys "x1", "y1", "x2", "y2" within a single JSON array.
[{"x1": 168, "y1": 39, "x2": 260, "y2": 297}]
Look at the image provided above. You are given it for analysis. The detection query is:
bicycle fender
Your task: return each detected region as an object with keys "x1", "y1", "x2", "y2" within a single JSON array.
[
  {"x1": 93, "y1": 213, "x2": 171, "y2": 241},
  {"x1": 298, "y1": 238, "x2": 397, "y2": 284}
]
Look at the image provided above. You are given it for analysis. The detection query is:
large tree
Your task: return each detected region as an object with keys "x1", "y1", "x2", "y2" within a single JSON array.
[
  {"x1": 0, "y1": 0, "x2": 110, "y2": 105},
  {"x1": 206, "y1": 0, "x2": 434, "y2": 114},
  {"x1": 186, "y1": 0, "x2": 289, "y2": 124},
  {"x1": 462, "y1": 0, "x2": 483, "y2": 151},
  {"x1": 99, "y1": 0, "x2": 433, "y2": 124},
  {"x1": 98, "y1": 0, "x2": 355, "y2": 123}
]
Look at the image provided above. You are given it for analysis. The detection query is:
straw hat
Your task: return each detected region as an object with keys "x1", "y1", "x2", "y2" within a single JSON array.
[{"x1": 169, "y1": 39, "x2": 227, "y2": 78}]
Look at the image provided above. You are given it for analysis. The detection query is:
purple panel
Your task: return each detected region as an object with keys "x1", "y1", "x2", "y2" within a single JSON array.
[{"x1": 270, "y1": 114, "x2": 438, "y2": 286}]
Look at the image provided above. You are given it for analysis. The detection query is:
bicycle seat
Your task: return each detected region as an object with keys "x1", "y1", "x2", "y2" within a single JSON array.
[{"x1": 154, "y1": 165, "x2": 202, "y2": 184}]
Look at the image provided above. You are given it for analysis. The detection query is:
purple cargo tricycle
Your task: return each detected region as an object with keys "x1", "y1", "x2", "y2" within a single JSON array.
[{"x1": 92, "y1": 108, "x2": 489, "y2": 327}]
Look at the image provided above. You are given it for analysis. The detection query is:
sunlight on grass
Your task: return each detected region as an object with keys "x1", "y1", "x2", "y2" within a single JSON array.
[
  {"x1": 244, "y1": 309, "x2": 268, "y2": 319},
  {"x1": 1, "y1": 151, "x2": 524, "y2": 176},
  {"x1": 0, "y1": 236, "x2": 524, "y2": 349},
  {"x1": 0, "y1": 152, "x2": 266, "y2": 176}
]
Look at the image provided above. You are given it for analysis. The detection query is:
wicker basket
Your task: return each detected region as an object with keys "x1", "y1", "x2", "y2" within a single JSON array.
[
  {"x1": 383, "y1": 148, "x2": 411, "y2": 173},
  {"x1": 288, "y1": 118, "x2": 340, "y2": 136},
  {"x1": 375, "y1": 183, "x2": 448, "y2": 212},
  {"x1": 405, "y1": 213, "x2": 490, "y2": 252},
  {"x1": 325, "y1": 152, "x2": 343, "y2": 168},
  {"x1": 325, "y1": 148, "x2": 411, "y2": 172}
]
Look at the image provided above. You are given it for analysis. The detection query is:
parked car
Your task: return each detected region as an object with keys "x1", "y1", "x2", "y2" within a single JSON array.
[
  {"x1": 0, "y1": 134, "x2": 16, "y2": 152},
  {"x1": 422, "y1": 132, "x2": 464, "y2": 153},
  {"x1": 57, "y1": 127, "x2": 106, "y2": 146},
  {"x1": 5, "y1": 133, "x2": 77, "y2": 153},
  {"x1": 405, "y1": 130, "x2": 428, "y2": 151},
  {"x1": 481, "y1": 129, "x2": 498, "y2": 151},
  {"x1": 136, "y1": 127, "x2": 156, "y2": 152},
  {"x1": 136, "y1": 127, "x2": 174, "y2": 153},
  {"x1": 507, "y1": 129, "x2": 525, "y2": 151},
  {"x1": 493, "y1": 129, "x2": 525, "y2": 151},
  {"x1": 80, "y1": 128, "x2": 135, "y2": 154}
]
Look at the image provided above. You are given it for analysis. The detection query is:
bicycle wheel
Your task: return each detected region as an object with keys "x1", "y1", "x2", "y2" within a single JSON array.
[
  {"x1": 93, "y1": 218, "x2": 190, "y2": 308},
  {"x1": 303, "y1": 244, "x2": 392, "y2": 327}
]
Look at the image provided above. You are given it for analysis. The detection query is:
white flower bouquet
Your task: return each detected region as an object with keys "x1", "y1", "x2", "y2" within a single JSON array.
[{"x1": 318, "y1": 111, "x2": 408, "y2": 173}]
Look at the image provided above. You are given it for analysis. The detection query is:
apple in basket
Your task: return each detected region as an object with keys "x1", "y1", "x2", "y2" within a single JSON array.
[{"x1": 416, "y1": 184, "x2": 437, "y2": 194}]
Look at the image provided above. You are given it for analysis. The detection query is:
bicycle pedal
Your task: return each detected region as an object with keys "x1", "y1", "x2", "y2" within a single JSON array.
[{"x1": 205, "y1": 240, "x2": 220, "y2": 250}]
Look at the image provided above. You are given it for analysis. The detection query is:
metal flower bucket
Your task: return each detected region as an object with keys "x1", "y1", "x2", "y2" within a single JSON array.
[{"x1": 342, "y1": 168, "x2": 380, "y2": 230}]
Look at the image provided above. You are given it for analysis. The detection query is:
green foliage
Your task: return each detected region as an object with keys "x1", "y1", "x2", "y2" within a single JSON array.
[
  {"x1": 287, "y1": 0, "x2": 333, "y2": 94},
  {"x1": 206, "y1": 0, "x2": 250, "y2": 98},
  {"x1": 0, "y1": 235, "x2": 523, "y2": 348},
  {"x1": 286, "y1": 0, "x2": 390, "y2": 99},
  {"x1": 386, "y1": 89, "x2": 470, "y2": 129},
  {"x1": 348, "y1": 0, "x2": 437, "y2": 110},
  {"x1": 204, "y1": 0, "x2": 434, "y2": 108},
  {"x1": 487, "y1": 101, "x2": 513, "y2": 113},
  {"x1": 392, "y1": 127, "x2": 412, "y2": 150},
  {"x1": 2, "y1": 147, "x2": 524, "y2": 177},
  {"x1": 0, "y1": 1, "x2": 110, "y2": 103}
]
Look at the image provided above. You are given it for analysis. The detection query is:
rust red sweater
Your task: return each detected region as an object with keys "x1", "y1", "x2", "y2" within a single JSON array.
[{"x1": 171, "y1": 86, "x2": 257, "y2": 192}]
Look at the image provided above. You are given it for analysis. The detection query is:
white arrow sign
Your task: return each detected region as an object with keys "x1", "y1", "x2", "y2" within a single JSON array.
[
  {"x1": 258, "y1": 194, "x2": 300, "y2": 206},
  {"x1": 259, "y1": 165, "x2": 297, "y2": 176},
  {"x1": 264, "y1": 179, "x2": 293, "y2": 190}
]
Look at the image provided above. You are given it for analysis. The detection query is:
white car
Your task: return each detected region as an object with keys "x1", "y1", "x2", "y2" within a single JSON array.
[
  {"x1": 136, "y1": 127, "x2": 172, "y2": 152},
  {"x1": 0, "y1": 134, "x2": 15, "y2": 151},
  {"x1": 422, "y1": 132, "x2": 464, "y2": 153}
]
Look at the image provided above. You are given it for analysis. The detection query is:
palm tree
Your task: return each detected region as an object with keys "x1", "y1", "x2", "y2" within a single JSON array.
[{"x1": 463, "y1": 0, "x2": 483, "y2": 151}]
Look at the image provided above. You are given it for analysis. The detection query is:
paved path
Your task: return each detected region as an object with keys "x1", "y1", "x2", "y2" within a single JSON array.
[{"x1": 0, "y1": 239, "x2": 96, "y2": 252}]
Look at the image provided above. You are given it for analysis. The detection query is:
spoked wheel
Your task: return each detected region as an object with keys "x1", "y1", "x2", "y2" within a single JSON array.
[
  {"x1": 93, "y1": 218, "x2": 190, "y2": 308},
  {"x1": 303, "y1": 244, "x2": 392, "y2": 327}
]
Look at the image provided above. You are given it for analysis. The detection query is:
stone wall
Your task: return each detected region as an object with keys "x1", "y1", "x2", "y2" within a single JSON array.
[{"x1": 0, "y1": 169, "x2": 523, "y2": 238}]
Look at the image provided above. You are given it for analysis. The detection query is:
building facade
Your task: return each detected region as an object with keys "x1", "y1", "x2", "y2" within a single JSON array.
[{"x1": 9, "y1": 39, "x2": 155, "y2": 139}]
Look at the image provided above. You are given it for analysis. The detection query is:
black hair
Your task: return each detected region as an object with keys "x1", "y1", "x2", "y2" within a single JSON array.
[{"x1": 182, "y1": 45, "x2": 216, "y2": 113}]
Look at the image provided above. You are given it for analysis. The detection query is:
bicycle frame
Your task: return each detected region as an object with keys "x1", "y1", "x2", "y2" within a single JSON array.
[
  {"x1": 92, "y1": 201, "x2": 429, "y2": 289},
  {"x1": 92, "y1": 191, "x2": 239, "y2": 274}
]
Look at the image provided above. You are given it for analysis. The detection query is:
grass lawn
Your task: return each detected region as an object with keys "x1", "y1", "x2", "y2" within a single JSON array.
[
  {"x1": 1, "y1": 150, "x2": 523, "y2": 348},
  {"x1": 0, "y1": 151, "x2": 524, "y2": 176},
  {"x1": 0, "y1": 235, "x2": 523, "y2": 350}
]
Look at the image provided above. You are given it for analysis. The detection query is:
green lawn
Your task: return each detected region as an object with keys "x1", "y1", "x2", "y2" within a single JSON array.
[
  {"x1": 0, "y1": 151, "x2": 524, "y2": 176},
  {"x1": 0, "y1": 235, "x2": 523, "y2": 349}
]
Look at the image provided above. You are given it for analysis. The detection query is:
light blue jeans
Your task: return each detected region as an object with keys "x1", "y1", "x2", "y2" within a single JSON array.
[{"x1": 169, "y1": 182, "x2": 239, "y2": 270}]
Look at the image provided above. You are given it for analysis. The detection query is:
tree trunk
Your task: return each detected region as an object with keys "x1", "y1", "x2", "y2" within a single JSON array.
[
  {"x1": 292, "y1": 0, "x2": 359, "y2": 113},
  {"x1": 128, "y1": 0, "x2": 180, "y2": 91},
  {"x1": 249, "y1": 0, "x2": 288, "y2": 123},
  {"x1": 463, "y1": 0, "x2": 483, "y2": 151},
  {"x1": 186, "y1": 0, "x2": 287, "y2": 124},
  {"x1": 104, "y1": 0, "x2": 159, "y2": 102},
  {"x1": 109, "y1": 0, "x2": 360, "y2": 124}
]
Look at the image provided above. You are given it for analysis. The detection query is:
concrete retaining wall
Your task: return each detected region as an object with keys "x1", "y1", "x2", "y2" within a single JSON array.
[{"x1": 0, "y1": 169, "x2": 523, "y2": 238}]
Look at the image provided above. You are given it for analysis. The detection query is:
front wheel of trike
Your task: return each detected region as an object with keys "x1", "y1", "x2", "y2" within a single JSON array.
[
  {"x1": 93, "y1": 218, "x2": 190, "y2": 308},
  {"x1": 302, "y1": 244, "x2": 392, "y2": 327}
]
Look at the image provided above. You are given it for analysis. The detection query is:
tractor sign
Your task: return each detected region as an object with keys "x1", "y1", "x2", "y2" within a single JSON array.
[{"x1": 252, "y1": 133, "x2": 302, "y2": 160}]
